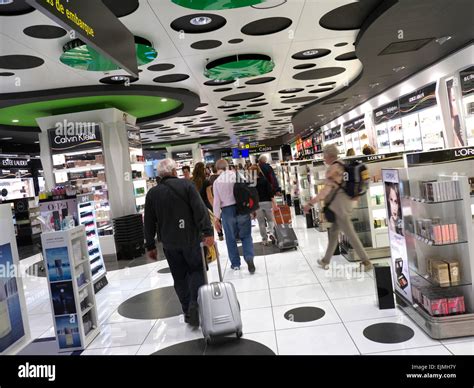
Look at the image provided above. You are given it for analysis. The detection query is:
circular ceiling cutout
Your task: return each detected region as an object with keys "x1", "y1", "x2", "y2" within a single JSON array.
[
  {"x1": 23, "y1": 25, "x2": 67, "y2": 39},
  {"x1": 241, "y1": 17, "x2": 292, "y2": 36},
  {"x1": 148, "y1": 63, "x2": 175, "y2": 71},
  {"x1": 293, "y1": 63, "x2": 315, "y2": 70},
  {"x1": 281, "y1": 95, "x2": 296, "y2": 99},
  {"x1": 100, "y1": 75, "x2": 139, "y2": 85},
  {"x1": 189, "y1": 123, "x2": 211, "y2": 128},
  {"x1": 293, "y1": 67, "x2": 346, "y2": 80},
  {"x1": 272, "y1": 108, "x2": 290, "y2": 111},
  {"x1": 223, "y1": 109, "x2": 238, "y2": 112},
  {"x1": 198, "y1": 102, "x2": 208, "y2": 107},
  {"x1": 170, "y1": 13, "x2": 227, "y2": 34},
  {"x1": 335, "y1": 42, "x2": 348, "y2": 47},
  {"x1": 153, "y1": 74, "x2": 190, "y2": 83},
  {"x1": 228, "y1": 110, "x2": 261, "y2": 118},
  {"x1": 245, "y1": 77, "x2": 275, "y2": 85},
  {"x1": 0, "y1": 55, "x2": 44, "y2": 70},
  {"x1": 309, "y1": 87, "x2": 333, "y2": 93},
  {"x1": 205, "y1": 54, "x2": 274, "y2": 81},
  {"x1": 180, "y1": 110, "x2": 207, "y2": 117},
  {"x1": 61, "y1": 37, "x2": 157, "y2": 72},
  {"x1": 204, "y1": 79, "x2": 235, "y2": 86},
  {"x1": 319, "y1": 81, "x2": 336, "y2": 86},
  {"x1": 335, "y1": 51, "x2": 358, "y2": 61},
  {"x1": 250, "y1": 98, "x2": 266, "y2": 102},
  {"x1": 200, "y1": 118, "x2": 218, "y2": 122},
  {"x1": 213, "y1": 87, "x2": 233, "y2": 92},
  {"x1": 173, "y1": 121, "x2": 193, "y2": 124},
  {"x1": 103, "y1": 0, "x2": 139, "y2": 17},
  {"x1": 218, "y1": 104, "x2": 240, "y2": 109},
  {"x1": 319, "y1": 0, "x2": 383, "y2": 31},
  {"x1": 0, "y1": 72, "x2": 15, "y2": 77},
  {"x1": 279, "y1": 88, "x2": 304, "y2": 94},
  {"x1": 191, "y1": 40, "x2": 222, "y2": 50},
  {"x1": 229, "y1": 38, "x2": 243, "y2": 44},
  {"x1": 0, "y1": 0, "x2": 35, "y2": 16},
  {"x1": 292, "y1": 49, "x2": 331, "y2": 60},
  {"x1": 247, "y1": 102, "x2": 268, "y2": 107}
]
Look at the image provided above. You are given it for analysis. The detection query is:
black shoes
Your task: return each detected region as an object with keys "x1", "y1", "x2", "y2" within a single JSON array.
[
  {"x1": 185, "y1": 304, "x2": 200, "y2": 327},
  {"x1": 247, "y1": 259, "x2": 256, "y2": 274}
]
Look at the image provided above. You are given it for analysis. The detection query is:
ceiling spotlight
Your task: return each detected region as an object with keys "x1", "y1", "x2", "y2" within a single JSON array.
[
  {"x1": 0, "y1": 137, "x2": 13, "y2": 140},
  {"x1": 0, "y1": 0, "x2": 14, "y2": 4},
  {"x1": 34, "y1": 141, "x2": 40, "y2": 144},
  {"x1": 161, "y1": 98, "x2": 168, "y2": 102},
  {"x1": 392, "y1": 66, "x2": 406, "y2": 72},
  {"x1": 190, "y1": 16, "x2": 212, "y2": 26},
  {"x1": 435, "y1": 36, "x2": 452, "y2": 45},
  {"x1": 303, "y1": 50, "x2": 318, "y2": 56},
  {"x1": 111, "y1": 75, "x2": 128, "y2": 82},
  {"x1": 11, "y1": 119, "x2": 19, "y2": 123},
  {"x1": 369, "y1": 82, "x2": 380, "y2": 88}
]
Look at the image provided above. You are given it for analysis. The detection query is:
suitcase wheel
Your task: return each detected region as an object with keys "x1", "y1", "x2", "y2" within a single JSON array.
[{"x1": 236, "y1": 330, "x2": 243, "y2": 339}]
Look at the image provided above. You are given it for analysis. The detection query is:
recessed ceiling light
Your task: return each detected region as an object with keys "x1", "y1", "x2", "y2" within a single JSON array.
[
  {"x1": 435, "y1": 36, "x2": 452, "y2": 45},
  {"x1": 0, "y1": 137, "x2": 13, "y2": 140},
  {"x1": 0, "y1": 0, "x2": 14, "y2": 4},
  {"x1": 111, "y1": 75, "x2": 128, "y2": 82},
  {"x1": 11, "y1": 119, "x2": 19, "y2": 123},
  {"x1": 190, "y1": 16, "x2": 212, "y2": 26},
  {"x1": 161, "y1": 98, "x2": 168, "y2": 102},
  {"x1": 303, "y1": 50, "x2": 318, "y2": 56},
  {"x1": 34, "y1": 141, "x2": 39, "y2": 144},
  {"x1": 392, "y1": 66, "x2": 406, "y2": 72}
]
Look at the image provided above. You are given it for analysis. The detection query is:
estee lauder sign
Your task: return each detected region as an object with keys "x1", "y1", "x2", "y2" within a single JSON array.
[
  {"x1": 26, "y1": 0, "x2": 138, "y2": 77},
  {"x1": 0, "y1": 158, "x2": 30, "y2": 168}
]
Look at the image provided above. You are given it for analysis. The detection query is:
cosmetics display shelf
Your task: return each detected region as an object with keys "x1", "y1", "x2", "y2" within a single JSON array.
[
  {"x1": 41, "y1": 226, "x2": 100, "y2": 351},
  {"x1": 406, "y1": 231, "x2": 467, "y2": 247}
]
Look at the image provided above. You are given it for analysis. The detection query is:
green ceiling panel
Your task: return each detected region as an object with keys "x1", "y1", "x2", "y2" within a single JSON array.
[
  {"x1": 171, "y1": 0, "x2": 263, "y2": 10},
  {"x1": 205, "y1": 57, "x2": 274, "y2": 81}
]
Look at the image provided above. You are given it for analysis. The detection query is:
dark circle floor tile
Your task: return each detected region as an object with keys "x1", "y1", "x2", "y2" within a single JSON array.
[
  {"x1": 284, "y1": 307, "x2": 325, "y2": 322},
  {"x1": 152, "y1": 338, "x2": 275, "y2": 355},
  {"x1": 118, "y1": 287, "x2": 182, "y2": 319},
  {"x1": 363, "y1": 322, "x2": 415, "y2": 344}
]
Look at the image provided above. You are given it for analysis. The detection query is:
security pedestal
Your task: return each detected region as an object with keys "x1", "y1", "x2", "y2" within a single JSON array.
[{"x1": 373, "y1": 264, "x2": 395, "y2": 310}]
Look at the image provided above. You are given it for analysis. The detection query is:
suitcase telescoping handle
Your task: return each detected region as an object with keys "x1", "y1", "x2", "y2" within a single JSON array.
[{"x1": 200, "y1": 242, "x2": 223, "y2": 285}]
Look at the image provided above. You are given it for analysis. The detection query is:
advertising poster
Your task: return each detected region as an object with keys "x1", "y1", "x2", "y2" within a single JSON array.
[
  {"x1": 45, "y1": 247, "x2": 72, "y2": 282},
  {"x1": 50, "y1": 281, "x2": 76, "y2": 316},
  {"x1": 382, "y1": 169, "x2": 413, "y2": 303},
  {"x1": 55, "y1": 315, "x2": 81, "y2": 349},
  {"x1": 0, "y1": 243, "x2": 25, "y2": 352}
]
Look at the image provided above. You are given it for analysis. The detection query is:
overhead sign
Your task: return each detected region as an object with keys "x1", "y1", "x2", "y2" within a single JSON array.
[
  {"x1": 0, "y1": 158, "x2": 31, "y2": 169},
  {"x1": 406, "y1": 146, "x2": 474, "y2": 166},
  {"x1": 373, "y1": 101, "x2": 400, "y2": 125},
  {"x1": 171, "y1": 150, "x2": 193, "y2": 160},
  {"x1": 343, "y1": 115, "x2": 365, "y2": 134},
  {"x1": 399, "y1": 82, "x2": 437, "y2": 116},
  {"x1": 460, "y1": 66, "x2": 474, "y2": 96},
  {"x1": 48, "y1": 124, "x2": 102, "y2": 154},
  {"x1": 26, "y1": 0, "x2": 138, "y2": 77}
]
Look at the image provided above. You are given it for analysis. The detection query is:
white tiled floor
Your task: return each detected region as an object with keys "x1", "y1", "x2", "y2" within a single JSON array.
[{"x1": 19, "y1": 210, "x2": 474, "y2": 355}]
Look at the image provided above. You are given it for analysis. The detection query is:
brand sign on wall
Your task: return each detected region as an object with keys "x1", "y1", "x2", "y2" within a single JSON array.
[
  {"x1": 48, "y1": 124, "x2": 102, "y2": 154},
  {"x1": 171, "y1": 150, "x2": 193, "y2": 160},
  {"x1": 0, "y1": 158, "x2": 31, "y2": 169},
  {"x1": 406, "y1": 146, "x2": 474, "y2": 166}
]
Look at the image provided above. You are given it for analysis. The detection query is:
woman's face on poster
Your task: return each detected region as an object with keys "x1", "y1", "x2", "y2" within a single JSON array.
[{"x1": 389, "y1": 187, "x2": 399, "y2": 220}]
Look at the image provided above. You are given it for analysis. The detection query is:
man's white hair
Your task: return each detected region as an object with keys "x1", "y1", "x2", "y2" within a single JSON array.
[
  {"x1": 323, "y1": 144, "x2": 339, "y2": 160},
  {"x1": 215, "y1": 159, "x2": 228, "y2": 171},
  {"x1": 157, "y1": 158, "x2": 177, "y2": 177},
  {"x1": 258, "y1": 154, "x2": 268, "y2": 163}
]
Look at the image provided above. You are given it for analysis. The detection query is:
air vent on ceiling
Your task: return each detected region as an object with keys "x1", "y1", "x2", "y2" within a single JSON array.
[
  {"x1": 378, "y1": 38, "x2": 434, "y2": 56},
  {"x1": 323, "y1": 98, "x2": 347, "y2": 105}
]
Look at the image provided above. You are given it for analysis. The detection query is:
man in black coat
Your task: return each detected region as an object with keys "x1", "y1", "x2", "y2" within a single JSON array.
[{"x1": 144, "y1": 158, "x2": 214, "y2": 327}]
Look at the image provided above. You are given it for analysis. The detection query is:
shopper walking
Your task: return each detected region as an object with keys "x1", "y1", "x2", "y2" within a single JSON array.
[
  {"x1": 192, "y1": 162, "x2": 212, "y2": 210},
  {"x1": 303, "y1": 145, "x2": 373, "y2": 271},
  {"x1": 207, "y1": 165, "x2": 224, "y2": 241},
  {"x1": 249, "y1": 165, "x2": 278, "y2": 245},
  {"x1": 258, "y1": 154, "x2": 281, "y2": 195},
  {"x1": 144, "y1": 159, "x2": 214, "y2": 326},
  {"x1": 213, "y1": 159, "x2": 255, "y2": 273}
]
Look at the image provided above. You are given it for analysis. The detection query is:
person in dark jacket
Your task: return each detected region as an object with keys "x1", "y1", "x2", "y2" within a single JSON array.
[
  {"x1": 249, "y1": 165, "x2": 278, "y2": 245},
  {"x1": 144, "y1": 158, "x2": 214, "y2": 327},
  {"x1": 258, "y1": 154, "x2": 281, "y2": 194}
]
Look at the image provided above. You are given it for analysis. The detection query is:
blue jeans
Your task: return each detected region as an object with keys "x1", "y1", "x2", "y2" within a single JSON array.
[{"x1": 221, "y1": 205, "x2": 254, "y2": 267}]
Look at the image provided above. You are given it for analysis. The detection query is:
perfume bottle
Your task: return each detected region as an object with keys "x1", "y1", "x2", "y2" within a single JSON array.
[
  {"x1": 0, "y1": 281, "x2": 12, "y2": 338},
  {"x1": 64, "y1": 327, "x2": 73, "y2": 346}
]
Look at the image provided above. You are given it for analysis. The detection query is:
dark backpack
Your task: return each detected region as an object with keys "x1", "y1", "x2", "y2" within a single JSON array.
[
  {"x1": 335, "y1": 160, "x2": 369, "y2": 198},
  {"x1": 233, "y1": 172, "x2": 260, "y2": 215}
]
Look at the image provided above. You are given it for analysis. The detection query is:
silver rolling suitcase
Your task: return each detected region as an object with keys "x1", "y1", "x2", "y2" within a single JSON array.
[{"x1": 198, "y1": 243, "x2": 243, "y2": 344}]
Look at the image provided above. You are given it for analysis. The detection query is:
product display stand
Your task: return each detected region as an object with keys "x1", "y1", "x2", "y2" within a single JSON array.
[
  {"x1": 41, "y1": 225, "x2": 100, "y2": 351},
  {"x1": 309, "y1": 160, "x2": 330, "y2": 231},
  {"x1": 384, "y1": 146, "x2": 474, "y2": 339},
  {"x1": 339, "y1": 152, "x2": 405, "y2": 261},
  {"x1": 77, "y1": 193, "x2": 107, "y2": 293},
  {"x1": 0, "y1": 204, "x2": 30, "y2": 355},
  {"x1": 296, "y1": 161, "x2": 312, "y2": 211}
]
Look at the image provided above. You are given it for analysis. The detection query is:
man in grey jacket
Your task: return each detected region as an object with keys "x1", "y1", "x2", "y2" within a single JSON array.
[{"x1": 145, "y1": 159, "x2": 214, "y2": 326}]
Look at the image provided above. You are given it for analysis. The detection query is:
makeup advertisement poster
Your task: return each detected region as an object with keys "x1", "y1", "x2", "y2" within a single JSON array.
[
  {"x1": 0, "y1": 243, "x2": 25, "y2": 352},
  {"x1": 382, "y1": 169, "x2": 413, "y2": 303}
]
